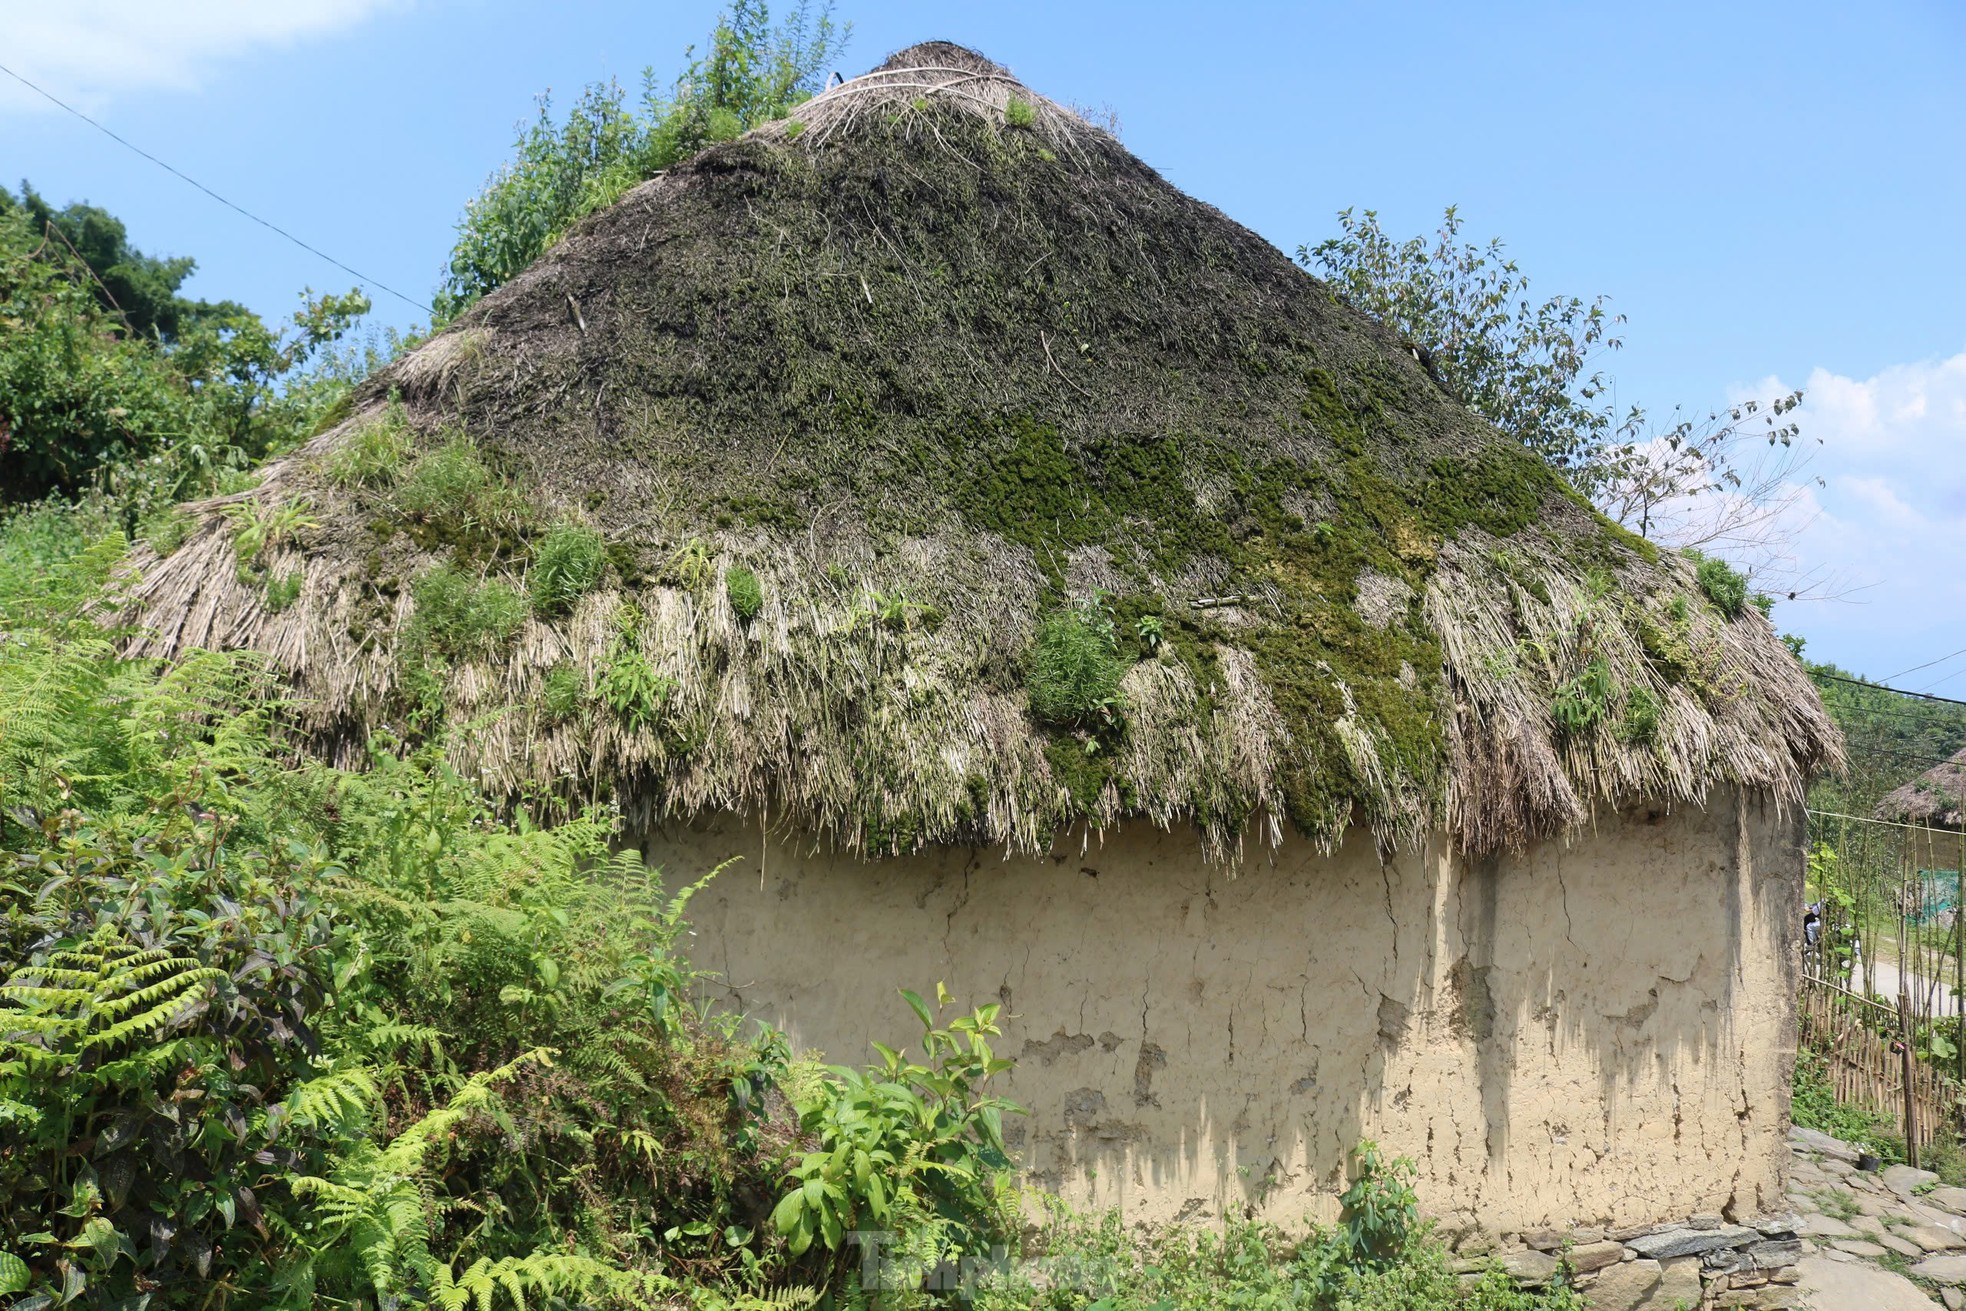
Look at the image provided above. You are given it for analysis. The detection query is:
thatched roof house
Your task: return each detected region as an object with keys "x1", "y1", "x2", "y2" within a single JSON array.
[
  {"x1": 1878, "y1": 747, "x2": 1966, "y2": 830},
  {"x1": 128, "y1": 45, "x2": 1837, "y2": 1236}
]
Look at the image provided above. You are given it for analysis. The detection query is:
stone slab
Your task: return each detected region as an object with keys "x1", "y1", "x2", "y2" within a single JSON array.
[
  {"x1": 1583, "y1": 1257, "x2": 1660, "y2": 1311},
  {"x1": 1905, "y1": 1224, "x2": 1966, "y2": 1253},
  {"x1": 1497, "y1": 1249, "x2": 1560, "y2": 1287},
  {"x1": 1796, "y1": 1254, "x2": 1942, "y2": 1310},
  {"x1": 1790, "y1": 1126, "x2": 1862, "y2": 1163},
  {"x1": 1913, "y1": 1254, "x2": 1966, "y2": 1284},
  {"x1": 1625, "y1": 1223, "x2": 1760, "y2": 1259},
  {"x1": 1565, "y1": 1240, "x2": 1626, "y2": 1274},
  {"x1": 1887, "y1": 1164, "x2": 1944, "y2": 1195}
]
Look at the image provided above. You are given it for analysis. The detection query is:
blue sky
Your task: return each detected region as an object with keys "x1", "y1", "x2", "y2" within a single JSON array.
[{"x1": 5, "y1": 0, "x2": 1964, "y2": 686}]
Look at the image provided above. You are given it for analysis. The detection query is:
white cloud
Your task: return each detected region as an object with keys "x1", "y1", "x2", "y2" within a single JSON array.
[
  {"x1": 0, "y1": 1, "x2": 404, "y2": 114},
  {"x1": 1769, "y1": 348, "x2": 1966, "y2": 683}
]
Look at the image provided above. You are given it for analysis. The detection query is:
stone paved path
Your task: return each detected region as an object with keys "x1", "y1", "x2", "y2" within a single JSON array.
[{"x1": 1786, "y1": 1125, "x2": 1965, "y2": 1309}]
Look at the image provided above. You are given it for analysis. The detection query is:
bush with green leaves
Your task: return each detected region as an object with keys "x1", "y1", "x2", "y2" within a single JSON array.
[
  {"x1": 1028, "y1": 598, "x2": 1127, "y2": 728},
  {"x1": 532, "y1": 518, "x2": 606, "y2": 612},
  {"x1": 772, "y1": 986, "x2": 1022, "y2": 1285},
  {"x1": 1549, "y1": 658, "x2": 1616, "y2": 736},
  {"x1": 436, "y1": 1, "x2": 849, "y2": 320},
  {"x1": 965, "y1": 1147, "x2": 1584, "y2": 1310},
  {"x1": 1691, "y1": 551, "x2": 1750, "y2": 619}
]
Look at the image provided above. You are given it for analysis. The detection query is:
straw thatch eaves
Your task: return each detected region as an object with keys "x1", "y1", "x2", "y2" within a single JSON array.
[
  {"x1": 124, "y1": 43, "x2": 1841, "y2": 861},
  {"x1": 1877, "y1": 748, "x2": 1966, "y2": 830}
]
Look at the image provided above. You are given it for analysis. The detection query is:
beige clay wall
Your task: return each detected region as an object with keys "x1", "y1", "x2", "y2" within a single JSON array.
[{"x1": 656, "y1": 788, "x2": 1802, "y2": 1232}]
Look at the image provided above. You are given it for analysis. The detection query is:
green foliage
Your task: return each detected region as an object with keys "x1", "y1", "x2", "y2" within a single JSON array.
[
  {"x1": 408, "y1": 564, "x2": 527, "y2": 661},
  {"x1": 541, "y1": 662, "x2": 588, "y2": 721},
  {"x1": 773, "y1": 985, "x2": 1021, "y2": 1282},
  {"x1": 436, "y1": 1, "x2": 849, "y2": 319},
  {"x1": 390, "y1": 436, "x2": 531, "y2": 551},
  {"x1": 599, "y1": 641, "x2": 674, "y2": 731},
  {"x1": 1003, "y1": 97, "x2": 1036, "y2": 129},
  {"x1": 967, "y1": 1152, "x2": 1583, "y2": 1310},
  {"x1": 326, "y1": 399, "x2": 415, "y2": 488},
  {"x1": 264, "y1": 569, "x2": 303, "y2": 612},
  {"x1": 1, "y1": 181, "x2": 243, "y2": 342},
  {"x1": 0, "y1": 185, "x2": 375, "y2": 503},
  {"x1": 532, "y1": 518, "x2": 607, "y2": 612},
  {"x1": 1303, "y1": 207, "x2": 1628, "y2": 473},
  {"x1": 1028, "y1": 599, "x2": 1127, "y2": 728},
  {"x1": 1616, "y1": 685, "x2": 1660, "y2": 745},
  {"x1": 1550, "y1": 658, "x2": 1616, "y2": 736},
  {"x1": 1791, "y1": 1050, "x2": 1900, "y2": 1161},
  {"x1": 1809, "y1": 661, "x2": 1966, "y2": 814},
  {"x1": 726, "y1": 563, "x2": 765, "y2": 620},
  {"x1": 1691, "y1": 551, "x2": 1749, "y2": 619}
]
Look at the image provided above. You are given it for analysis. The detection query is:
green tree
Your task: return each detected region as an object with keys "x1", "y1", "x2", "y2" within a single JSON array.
[
  {"x1": 1, "y1": 181, "x2": 244, "y2": 343},
  {"x1": 0, "y1": 191, "x2": 371, "y2": 505},
  {"x1": 1303, "y1": 207, "x2": 1818, "y2": 590},
  {"x1": 435, "y1": 0, "x2": 848, "y2": 320}
]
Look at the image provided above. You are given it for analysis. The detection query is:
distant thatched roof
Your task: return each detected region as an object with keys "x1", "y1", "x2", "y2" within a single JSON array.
[
  {"x1": 1877, "y1": 748, "x2": 1966, "y2": 830},
  {"x1": 122, "y1": 43, "x2": 1841, "y2": 860}
]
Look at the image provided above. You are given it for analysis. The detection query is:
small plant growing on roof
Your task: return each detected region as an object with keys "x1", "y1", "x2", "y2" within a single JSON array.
[
  {"x1": 225, "y1": 497, "x2": 317, "y2": 586},
  {"x1": 540, "y1": 663, "x2": 587, "y2": 723},
  {"x1": 1029, "y1": 595, "x2": 1127, "y2": 728},
  {"x1": 391, "y1": 434, "x2": 530, "y2": 550},
  {"x1": 1003, "y1": 97, "x2": 1036, "y2": 129},
  {"x1": 531, "y1": 520, "x2": 606, "y2": 614},
  {"x1": 725, "y1": 565, "x2": 764, "y2": 621},
  {"x1": 1135, "y1": 614, "x2": 1165, "y2": 655},
  {"x1": 1616, "y1": 685, "x2": 1661, "y2": 745},
  {"x1": 327, "y1": 399, "x2": 414, "y2": 489},
  {"x1": 263, "y1": 571, "x2": 303, "y2": 614},
  {"x1": 408, "y1": 565, "x2": 528, "y2": 661},
  {"x1": 1551, "y1": 658, "x2": 1617, "y2": 736},
  {"x1": 1689, "y1": 550, "x2": 1749, "y2": 620},
  {"x1": 597, "y1": 607, "x2": 673, "y2": 732}
]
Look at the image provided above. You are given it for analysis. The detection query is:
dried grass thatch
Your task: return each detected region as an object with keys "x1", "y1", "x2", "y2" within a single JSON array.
[
  {"x1": 1877, "y1": 748, "x2": 1966, "y2": 830},
  {"x1": 121, "y1": 42, "x2": 1840, "y2": 861}
]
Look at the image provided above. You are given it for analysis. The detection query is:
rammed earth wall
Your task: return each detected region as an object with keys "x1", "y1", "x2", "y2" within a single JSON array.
[{"x1": 663, "y1": 786, "x2": 1802, "y2": 1232}]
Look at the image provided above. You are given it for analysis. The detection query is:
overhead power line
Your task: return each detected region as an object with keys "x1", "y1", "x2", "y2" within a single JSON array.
[
  {"x1": 1811, "y1": 670, "x2": 1966, "y2": 710},
  {"x1": 1887, "y1": 645, "x2": 1966, "y2": 683},
  {"x1": 0, "y1": 59, "x2": 431, "y2": 315}
]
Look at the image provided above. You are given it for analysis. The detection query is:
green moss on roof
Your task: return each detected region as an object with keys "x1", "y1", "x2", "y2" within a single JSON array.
[{"x1": 124, "y1": 42, "x2": 1840, "y2": 860}]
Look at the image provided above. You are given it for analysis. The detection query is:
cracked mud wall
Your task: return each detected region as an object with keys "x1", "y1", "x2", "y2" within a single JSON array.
[{"x1": 661, "y1": 786, "x2": 1802, "y2": 1231}]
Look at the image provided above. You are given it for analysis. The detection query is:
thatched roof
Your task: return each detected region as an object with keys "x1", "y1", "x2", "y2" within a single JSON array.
[
  {"x1": 1877, "y1": 748, "x2": 1966, "y2": 830},
  {"x1": 122, "y1": 43, "x2": 1841, "y2": 860}
]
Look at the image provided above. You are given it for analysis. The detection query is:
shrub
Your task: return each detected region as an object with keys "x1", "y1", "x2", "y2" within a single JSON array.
[
  {"x1": 1004, "y1": 97, "x2": 1036, "y2": 129},
  {"x1": 1691, "y1": 551, "x2": 1749, "y2": 619},
  {"x1": 773, "y1": 985, "x2": 1021, "y2": 1282},
  {"x1": 598, "y1": 641, "x2": 673, "y2": 731},
  {"x1": 725, "y1": 563, "x2": 764, "y2": 620},
  {"x1": 532, "y1": 519, "x2": 606, "y2": 613},
  {"x1": 1028, "y1": 602, "x2": 1126, "y2": 726}
]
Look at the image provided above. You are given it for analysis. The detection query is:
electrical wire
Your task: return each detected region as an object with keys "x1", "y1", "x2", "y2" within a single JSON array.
[
  {"x1": 0, "y1": 58, "x2": 432, "y2": 315},
  {"x1": 1887, "y1": 645, "x2": 1966, "y2": 683}
]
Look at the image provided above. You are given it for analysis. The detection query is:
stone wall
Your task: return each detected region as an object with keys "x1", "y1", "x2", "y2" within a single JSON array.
[{"x1": 659, "y1": 786, "x2": 1803, "y2": 1232}]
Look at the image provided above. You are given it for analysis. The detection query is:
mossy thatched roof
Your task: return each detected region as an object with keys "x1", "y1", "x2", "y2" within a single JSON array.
[
  {"x1": 1877, "y1": 748, "x2": 1966, "y2": 830},
  {"x1": 125, "y1": 43, "x2": 1840, "y2": 860}
]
